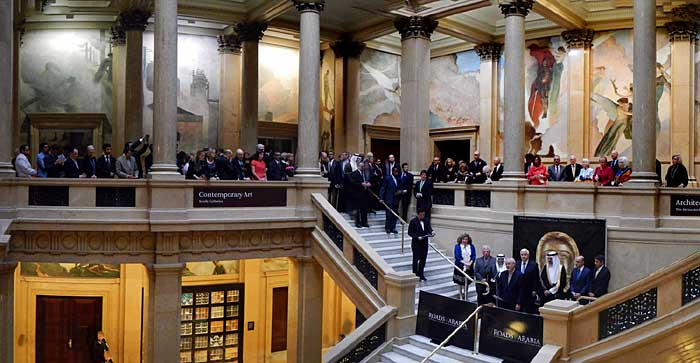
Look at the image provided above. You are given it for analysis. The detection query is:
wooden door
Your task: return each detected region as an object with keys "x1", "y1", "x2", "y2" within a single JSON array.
[
  {"x1": 270, "y1": 287, "x2": 288, "y2": 353},
  {"x1": 36, "y1": 296, "x2": 103, "y2": 363}
]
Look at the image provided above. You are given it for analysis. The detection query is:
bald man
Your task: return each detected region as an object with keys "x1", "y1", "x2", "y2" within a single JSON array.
[{"x1": 570, "y1": 256, "x2": 592, "y2": 303}]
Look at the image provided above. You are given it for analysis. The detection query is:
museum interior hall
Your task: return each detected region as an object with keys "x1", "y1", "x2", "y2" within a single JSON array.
[{"x1": 1, "y1": 0, "x2": 700, "y2": 363}]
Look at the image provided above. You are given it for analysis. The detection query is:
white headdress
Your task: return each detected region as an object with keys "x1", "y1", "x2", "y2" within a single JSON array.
[{"x1": 546, "y1": 250, "x2": 561, "y2": 285}]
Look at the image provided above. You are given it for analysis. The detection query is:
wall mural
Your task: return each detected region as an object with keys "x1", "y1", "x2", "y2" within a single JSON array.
[
  {"x1": 259, "y1": 44, "x2": 299, "y2": 123},
  {"x1": 320, "y1": 49, "x2": 336, "y2": 152},
  {"x1": 20, "y1": 29, "x2": 113, "y2": 142},
  {"x1": 524, "y1": 37, "x2": 569, "y2": 157},
  {"x1": 429, "y1": 50, "x2": 481, "y2": 128},
  {"x1": 20, "y1": 262, "x2": 120, "y2": 278},
  {"x1": 143, "y1": 32, "x2": 220, "y2": 153},
  {"x1": 359, "y1": 49, "x2": 401, "y2": 127},
  {"x1": 590, "y1": 30, "x2": 672, "y2": 159},
  {"x1": 183, "y1": 261, "x2": 240, "y2": 276}
]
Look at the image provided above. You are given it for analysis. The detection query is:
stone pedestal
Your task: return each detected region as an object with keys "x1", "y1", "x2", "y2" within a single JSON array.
[
  {"x1": 237, "y1": 22, "x2": 267, "y2": 153},
  {"x1": 562, "y1": 29, "x2": 594, "y2": 160},
  {"x1": 0, "y1": 262, "x2": 16, "y2": 361},
  {"x1": 148, "y1": 263, "x2": 184, "y2": 363},
  {"x1": 287, "y1": 256, "x2": 323, "y2": 363},
  {"x1": 395, "y1": 16, "x2": 437, "y2": 172},
  {"x1": 475, "y1": 43, "x2": 502, "y2": 164},
  {"x1": 217, "y1": 34, "x2": 243, "y2": 149},
  {"x1": 0, "y1": 0, "x2": 15, "y2": 177},
  {"x1": 539, "y1": 300, "x2": 580, "y2": 361},
  {"x1": 118, "y1": 7, "x2": 150, "y2": 143}
]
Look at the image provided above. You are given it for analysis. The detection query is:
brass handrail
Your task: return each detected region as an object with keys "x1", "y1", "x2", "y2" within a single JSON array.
[
  {"x1": 368, "y1": 189, "x2": 408, "y2": 254},
  {"x1": 428, "y1": 241, "x2": 490, "y2": 296},
  {"x1": 420, "y1": 306, "x2": 483, "y2": 363}
]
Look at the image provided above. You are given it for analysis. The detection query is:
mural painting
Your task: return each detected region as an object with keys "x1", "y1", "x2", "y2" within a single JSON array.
[
  {"x1": 321, "y1": 49, "x2": 336, "y2": 152},
  {"x1": 21, "y1": 262, "x2": 120, "y2": 278},
  {"x1": 259, "y1": 44, "x2": 299, "y2": 123},
  {"x1": 143, "y1": 32, "x2": 220, "y2": 153},
  {"x1": 359, "y1": 49, "x2": 401, "y2": 127},
  {"x1": 590, "y1": 30, "x2": 672, "y2": 159},
  {"x1": 183, "y1": 261, "x2": 240, "y2": 276},
  {"x1": 429, "y1": 50, "x2": 481, "y2": 128}
]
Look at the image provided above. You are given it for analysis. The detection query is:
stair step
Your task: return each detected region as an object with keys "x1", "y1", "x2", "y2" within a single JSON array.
[
  {"x1": 406, "y1": 336, "x2": 503, "y2": 363},
  {"x1": 392, "y1": 344, "x2": 465, "y2": 363},
  {"x1": 381, "y1": 351, "x2": 420, "y2": 363}
]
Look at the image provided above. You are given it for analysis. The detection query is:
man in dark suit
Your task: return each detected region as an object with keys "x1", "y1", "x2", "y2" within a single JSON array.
[
  {"x1": 609, "y1": 150, "x2": 620, "y2": 174},
  {"x1": 467, "y1": 150, "x2": 487, "y2": 184},
  {"x1": 490, "y1": 157, "x2": 504, "y2": 182},
  {"x1": 474, "y1": 245, "x2": 497, "y2": 305},
  {"x1": 267, "y1": 152, "x2": 288, "y2": 181},
  {"x1": 379, "y1": 166, "x2": 402, "y2": 234},
  {"x1": 427, "y1": 157, "x2": 445, "y2": 183},
  {"x1": 81, "y1": 145, "x2": 98, "y2": 178},
  {"x1": 328, "y1": 152, "x2": 344, "y2": 209},
  {"x1": 398, "y1": 163, "x2": 413, "y2": 221},
  {"x1": 216, "y1": 149, "x2": 237, "y2": 180},
  {"x1": 384, "y1": 154, "x2": 397, "y2": 176},
  {"x1": 414, "y1": 170, "x2": 433, "y2": 223},
  {"x1": 570, "y1": 256, "x2": 592, "y2": 303},
  {"x1": 95, "y1": 143, "x2": 117, "y2": 178},
  {"x1": 589, "y1": 255, "x2": 611, "y2": 299},
  {"x1": 547, "y1": 155, "x2": 566, "y2": 182},
  {"x1": 408, "y1": 209, "x2": 434, "y2": 281},
  {"x1": 64, "y1": 148, "x2": 82, "y2": 178},
  {"x1": 231, "y1": 149, "x2": 248, "y2": 180},
  {"x1": 518, "y1": 248, "x2": 542, "y2": 314},
  {"x1": 350, "y1": 161, "x2": 372, "y2": 228},
  {"x1": 496, "y1": 258, "x2": 525, "y2": 311},
  {"x1": 563, "y1": 155, "x2": 582, "y2": 182}
]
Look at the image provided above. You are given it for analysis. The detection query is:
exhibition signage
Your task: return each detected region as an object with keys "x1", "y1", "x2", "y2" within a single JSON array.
[
  {"x1": 478, "y1": 306, "x2": 544, "y2": 363},
  {"x1": 193, "y1": 186, "x2": 287, "y2": 208},
  {"x1": 670, "y1": 195, "x2": 700, "y2": 216},
  {"x1": 415, "y1": 291, "x2": 477, "y2": 350}
]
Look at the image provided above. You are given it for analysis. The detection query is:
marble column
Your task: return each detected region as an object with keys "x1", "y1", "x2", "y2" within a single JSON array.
[
  {"x1": 287, "y1": 256, "x2": 323, "y2": 363},
  {"x1": 149, "y1": 263, "x2": 184, "y2": 363},
  {"x1": 474, "y1": 42, "x2": 502, "y2": 165},
  {"x1": 0, "y1": 0, "x2": 15, "y2": 177},
  {"x1": 395, "y1": 16, "x2": 438, "y2": 172},
  {"x1": 562, "y1": 29, "x2": 594, "y2": 159},
  {"x1": 666, "y1": 21, "x2": 698, "y2": 183},
  {"x1": 631, "y1": 0, "x2": 658, "y2": 183},
  {"x1": 237, "y1": 22, "x2": 267, "y2": 153},
  {"x1": 293, "y1": 1, "x2": 325, "y2": 175},
  {"x1": 0, "y1": 262, "x2": 16, "y2": 361},
  {"x1": 217, "y1": 33, "x2": 243, "y2": 149},
  {"x1": 499, "y1": 1, "x2": 532, "y2": 180},
  {"x1": 331, "y1": 38, "x2": 365, "y2": 153},
  {"x1": 150, "y1": 0, "x2": 180, "y2": 178},
  {"x1": 118, "y1": 7, "x2": 150, "y2": 142},
  {"x1": 111, "y1": 24, "x2": 127, "y2": 153}
]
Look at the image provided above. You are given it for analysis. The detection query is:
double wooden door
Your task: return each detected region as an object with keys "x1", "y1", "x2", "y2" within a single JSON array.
[{"x1": 36, "y1": 296, "x2": 103, "y2": 363}]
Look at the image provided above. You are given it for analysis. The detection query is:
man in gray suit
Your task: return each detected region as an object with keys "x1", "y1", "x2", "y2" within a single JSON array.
[
  {"x1": 474, "y1": 245, "x2": 498, "y2": 305},
  {"x1": 547, "y1": 155, "x2": 566, "y2": 182}
]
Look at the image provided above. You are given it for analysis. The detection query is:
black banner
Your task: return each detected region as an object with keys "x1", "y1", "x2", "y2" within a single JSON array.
[
  {"x1": 513, "y1": 216, "x2": 606, "y2": 272},
  {"x1": 670, "y1": 195, "x2": 700, "y2": 216},
  {"x1": 416, "y1": 291, "x2": 476, "y2": 350},
  {"x1": 193, "y1": 186, "x2": 287, "y2": 208},
  {"x1": 478, "y1": 306, "x2": 543, "y2": 363}
]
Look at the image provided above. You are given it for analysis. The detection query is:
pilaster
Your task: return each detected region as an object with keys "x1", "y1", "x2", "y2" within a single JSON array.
[
  {"x1": 331, "y1": 38, "x2": 365, "y2": 153},
  {"x1": 237, "y1": 21, "x2": 267, "y2": 153},
  {"x1": 118, "y1": 6, "x2": 150, "y2": 143},
  {"x1": 217, "y1": 33, "x2": 243, "y2": 149},
  {"x1": 475, "y1": 42, "x2": 502, "y2": 165},
  {"x1": 562, "y1": 29, "x2": 594, "y2": 159},
  {"x1": 287, "y1": 256, "x2": 323, "y2": 363},
  {"x1": 0, "y1": 262, "x2": 17, "y2": 362},
  {"x1": 148, "y1": 263, "x2": 184, "y2": 363},
  {"x1": 0, "y1": 0, "x2": 15, "y2": 177}
]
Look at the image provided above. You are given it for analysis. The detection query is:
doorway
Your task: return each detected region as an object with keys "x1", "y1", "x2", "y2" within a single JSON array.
[
  {"x1": 370, "y1": 138, "x2": 400, "y2": 164},
  {"x1": 36, "y1": 296, "x2": 103, "y2": 363},
  {"x1": 270, "y1": 287, "x2": 288, "y2": 353},
  {"x1": 435, "y1": 139, "x2": 471, "y2": 163}
]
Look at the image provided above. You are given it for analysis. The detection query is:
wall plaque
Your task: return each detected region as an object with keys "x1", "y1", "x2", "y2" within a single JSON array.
[
  {"x1": 670, "y1": 195, "x2": 700, "y2": 216},
  {"x1": 193, "y1": 187, "x2": 287, "y2": 208}
]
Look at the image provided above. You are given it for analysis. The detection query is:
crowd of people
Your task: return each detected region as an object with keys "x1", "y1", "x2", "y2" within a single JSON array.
[
  {"x1": 452, "y1": 237, "x2": 612, "y2": 313},
  {"x1": 177, "y1": 144, "x2": 296, "y2": 181}
]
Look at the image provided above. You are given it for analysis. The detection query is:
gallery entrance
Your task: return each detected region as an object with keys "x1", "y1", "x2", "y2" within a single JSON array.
[
  {"x1": 434, "y1": 139, "x2": 471, "y2": 163},
  {"x1": 370, "y1": 138, "x2": 400, "y2": 164},
  {"x1": 36, "y1": 296, "x2": 103, "y2": 363}
]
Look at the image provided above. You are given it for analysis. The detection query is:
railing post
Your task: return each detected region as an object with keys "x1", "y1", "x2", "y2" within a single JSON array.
[
  {"x1": 401, "y1": 223, "x2": 405, "y2": 255},
  {"x1": 539, "y1": 300, "x2": 579, "y2": 361},
  {"x1": 473, "y1": 307, "x2": 479, "y2": 355}
]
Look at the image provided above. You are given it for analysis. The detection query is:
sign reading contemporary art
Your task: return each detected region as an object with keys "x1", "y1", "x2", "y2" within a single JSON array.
[
  {"x1": 193, "y1": 187, "x2": 287, "y2": 208},
  {"x1": 670, "y1": 195, "x2": 700, "y2": 216},
  {"x1": 416, "y1": 291, "x2": 476, "y2": 350}
]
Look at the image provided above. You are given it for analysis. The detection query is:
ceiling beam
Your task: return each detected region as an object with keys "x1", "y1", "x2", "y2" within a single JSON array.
[
  {"x1": 248, "y1": 0, "x2": 294, "y2": 22},
  {"x1": 351, "y1": 19, "x2": 397, "y2": 43},
  {"x1": 532, "y1": 0, "x2": 587, "y2": 30},
  {"x1": 435, "y1": 18, "x2": 493, "y2": 44}
]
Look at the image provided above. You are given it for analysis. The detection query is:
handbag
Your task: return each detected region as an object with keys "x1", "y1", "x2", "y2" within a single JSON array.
[{"x1": 452, "y1": 268, "x2": 466, "y2": 285}]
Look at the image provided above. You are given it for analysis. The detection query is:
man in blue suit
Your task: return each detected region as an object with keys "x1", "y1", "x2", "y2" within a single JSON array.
[
  {"x1": 496, "y1": 258, "x2": 525, "y2": 311},
  {"x1": 570, "y1": 256, "x2": 592, "y2": 303},
  {"x1": 414, "y1": 170, "x2": 433, "y2": 223},
  {"x1": 379, "y1": 167, "x2": 402, "y2": 234}
]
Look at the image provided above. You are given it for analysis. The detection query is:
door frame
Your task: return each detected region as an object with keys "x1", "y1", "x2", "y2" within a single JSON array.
[
  {"x1": 430, "y1": 126, "x2": 479, "y2": 159},
  {"x1": 264, "y1": 270, "x2": 289, "y2": 363}
]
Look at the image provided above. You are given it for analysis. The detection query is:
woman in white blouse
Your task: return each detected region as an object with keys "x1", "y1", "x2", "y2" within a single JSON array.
[{"x1": 576, "y1": 159, "x2": 595, "y2": 182}]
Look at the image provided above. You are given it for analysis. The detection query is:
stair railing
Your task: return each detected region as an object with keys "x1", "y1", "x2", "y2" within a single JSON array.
[
  {"x1": 428, "y1": 240, "x2": 490, "y2": 296},
  {"x1": 368, "y1": 190, "x2": 408, "y2": 254},
  {"x1": 420, "y1": 305, "x2": 483, "y2": 363}
]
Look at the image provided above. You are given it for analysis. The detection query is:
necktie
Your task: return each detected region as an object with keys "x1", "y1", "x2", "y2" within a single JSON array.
[
  {"x1": 106, "y1": 156, "x2": 109, "y2": 168},
  {"x1": 521, "y1": 263, "x2": 525, "y2": 274}
]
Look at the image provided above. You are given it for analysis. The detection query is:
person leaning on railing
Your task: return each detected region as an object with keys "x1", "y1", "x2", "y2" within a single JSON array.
[
  {"x1": 664, "y1": 154, "x2": 689, "y2": 188},
  {"x1": 116, "y1": 143, "x2": 138, "y2": 179}
]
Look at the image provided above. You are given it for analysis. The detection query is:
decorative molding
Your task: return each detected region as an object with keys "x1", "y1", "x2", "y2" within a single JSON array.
[
  {"x1": 393, "y1": 16, "x2": 438, "y2": 40},
  {"x1": 118, "y1": 7, "x2": 152, "y2": 32},
  {"x1": 499, "y1": 0, "x2": 534, "y2": 17},
  {"x1": 561, "y1": 28, "x2": 595, "y2": 49},
  {"x1": 111, "y1": 23, "x2": 126, "y2": 46},
  {"x1": 671, "y1": 4, "x2": 700, "y2": 25},
  {"x1": 330, "y1": 37, "x2": 365, "y2": 59},
  {"x1": 291, "y1": 0, "x2": 325, "y2": 13},
  {"x1": 235, "y1": 21, "x2": 268, "y2": 42},
  {"x1": 217, "y1": 33, "x2": 242, "y2": 54},
  {"x1": 665, "y1": 21, "x2": 699, "y2": 42},
  {"x1": 474, "y1": 42, "x2": 503, "y2": 61}
]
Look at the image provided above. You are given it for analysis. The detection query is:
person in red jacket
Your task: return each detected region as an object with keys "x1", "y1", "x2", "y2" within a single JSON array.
[{"x1": 593, "y1": 156, "x2": 614, "y2": 186}]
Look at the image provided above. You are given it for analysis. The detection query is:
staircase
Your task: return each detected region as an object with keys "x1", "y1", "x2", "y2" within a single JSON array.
[
  {"x1": 379, "y1": 335, "x2": 502, "y2": 363},
  {"x1": 342, "y1": 211, "x2": 477, "y2": 308}
]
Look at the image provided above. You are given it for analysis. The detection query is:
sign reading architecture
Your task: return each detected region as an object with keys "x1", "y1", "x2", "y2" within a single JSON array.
[
  {"x1": 193, "y1": 187, "x2": 287, "y2": 208},
  {"x1": 670, "y1": 195, "x2": 700, "y2": 216}
]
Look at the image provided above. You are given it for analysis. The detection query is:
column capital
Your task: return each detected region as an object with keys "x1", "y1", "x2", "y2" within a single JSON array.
[
  {"x1": 291, "y1": 0, "x2": 325, "y2": 13},
  {"x1": 394, "y1": 16, "x2": 438, "y2": 40},
  {"x1": 671, "y1": 4, "x2": 700, "y2": 24},
  {"x1": 111, "y1": 23, "x2": 126, "y2": 46},
  {"x1": 499, "y1": 0, "x2": 534, "y2": 17},
  {"x1": 474, "y1": 42, "x2": 503, "y2": 61},
  {"x1": 665, "y1": 21, "x2": 699, "y2": 42},
  {"x1": 330, "y1": 37, "x2": 365, "y2": 59},
  {"x1": 561, "y1": 28, "x2": 595, "y2": 49},
  {"x1": 217, "y1": 33, "x2": 242, "y2": 54},
  {"x1": 118, "y1": 7, "x2": 151, "y2": 32},
  {"x1": 235, "y1": 21, "x2": 268, "y2": 42}
]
